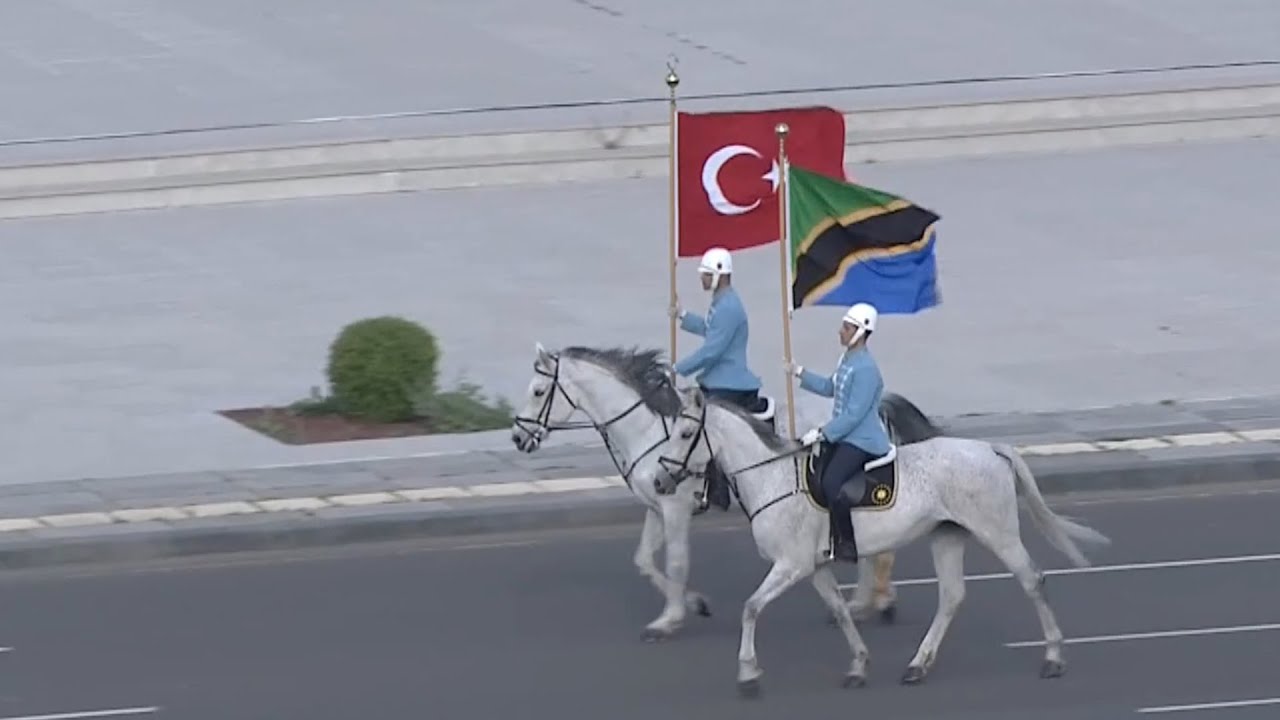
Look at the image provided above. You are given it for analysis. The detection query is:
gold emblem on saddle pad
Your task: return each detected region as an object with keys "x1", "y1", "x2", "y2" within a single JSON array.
[{"x1": 871, "y1": 484, "x2": 893, "y2": 505}]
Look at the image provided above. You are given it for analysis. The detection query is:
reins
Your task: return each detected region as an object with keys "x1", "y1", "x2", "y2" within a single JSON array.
[
  {"x1": 661, "y1": 401, "x2": 812, "y2": 522},
  {"x1": 513, "y1": 352, "x2": 704, "y2": 488}
]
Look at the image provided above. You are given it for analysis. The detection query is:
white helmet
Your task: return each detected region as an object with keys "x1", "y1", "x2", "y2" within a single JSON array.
[
  {"x1": 842, "y1": 302, "x2": 878, "y2": 345},
  {"x1": 698, "y1": 247, "x2": 733, "y2": 290}
]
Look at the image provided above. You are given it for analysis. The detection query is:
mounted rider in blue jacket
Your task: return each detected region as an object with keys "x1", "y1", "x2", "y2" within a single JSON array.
[
  {"x1": 786, "y1": 302, "x2": 891, "y2": 563},
  {"x1": 669, "y1": 247, "x2": 766, "y2": 512}
]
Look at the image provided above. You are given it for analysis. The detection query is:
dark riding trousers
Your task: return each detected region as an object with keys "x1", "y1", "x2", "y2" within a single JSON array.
[
  {"x1": 819, "y1": 442, "x2": 875, "y2": 544},
  {"x1": 700, "y1": 385, "x2": 761, "y2": 411}
]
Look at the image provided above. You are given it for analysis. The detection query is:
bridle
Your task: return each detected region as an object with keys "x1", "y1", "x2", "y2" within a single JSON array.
[
  {"x1": 513, "y1": 352, "x2": 704, "y2": 488},
  {"x1": 657, "y1": 400, "x2": 810, "y2": 522}
]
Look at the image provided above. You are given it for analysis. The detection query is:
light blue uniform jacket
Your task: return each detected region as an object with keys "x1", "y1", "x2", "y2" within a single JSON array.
[
  {"x1": 797, "y1": 346, "x2": 891, "y2": 455},
  {"x1": 674, "y1": 287, "x2": 762, "y2": 391}
]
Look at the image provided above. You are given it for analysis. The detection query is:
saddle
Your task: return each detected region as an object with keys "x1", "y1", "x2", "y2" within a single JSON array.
[
  {"x1": 748, "y1": 395, "x2": 777, "y2": 429},
  {"x1": 801, "y1": 443, "x2": 899, "y2": 512}
]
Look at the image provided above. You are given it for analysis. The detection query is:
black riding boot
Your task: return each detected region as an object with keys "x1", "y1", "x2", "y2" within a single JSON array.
[
  {"x1": 705, "y1": 460, "x2": 731, "y2": 511},
  {"x1": 829, "y1": 479, "x2": 864, "y2": 562}
]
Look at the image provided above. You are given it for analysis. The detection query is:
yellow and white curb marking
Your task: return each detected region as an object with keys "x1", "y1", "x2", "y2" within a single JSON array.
[
  {"x1": 0, "y1": 476, "x2": 630, "y2": 534},
  {"x1": 2, "y1": 429, "x2": 1277, "y2": 534}
]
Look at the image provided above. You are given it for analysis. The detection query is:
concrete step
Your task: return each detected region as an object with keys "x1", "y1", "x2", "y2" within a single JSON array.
[
  {"x1": 5, "y1": 103, "x2": 1279, "y2": 201},
  {"x1": 1, "y1": 83, "x2": 1278, "y2": 219}
]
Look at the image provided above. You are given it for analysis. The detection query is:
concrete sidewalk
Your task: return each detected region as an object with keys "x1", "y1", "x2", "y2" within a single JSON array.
[
  {"x1": 4, "y1": 139, "x2": 1280, "y2": 489},
  {"x1": 3, "y1": 394, "x2": 1279, "y2": 570}
]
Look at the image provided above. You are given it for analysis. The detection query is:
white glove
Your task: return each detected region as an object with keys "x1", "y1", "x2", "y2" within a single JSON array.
[
  {"x1": 800, "y1": 428, "x2": 823, "y2": 446},
  {"x1": 668, "y1": 303, "x2": 684, "y2": 320},
  {"x1": 784, "y1": 360, "x2": 803, "y2": 378}
]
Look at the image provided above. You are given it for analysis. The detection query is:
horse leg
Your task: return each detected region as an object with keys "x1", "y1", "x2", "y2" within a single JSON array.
[
  {"x1": 902, "y1": 524, "x2": 969, "y2": 684},
  {"x1": 843, "y1": 560, "x2": 877, "y2": 623},
  {"x1": 971, "y1": 526, "x2": 1067, "y2": 678},
  {"x1": 811, "y1": 565, "x2": 871, "y2": 688},
  {"x1": 737, "y1": 561, "x2": 808, "y2": 697},
  {"x1": 633, "y1": 508, "x2": 667, "y2": 592},
  {"x1": 634, "y1": 509, "x2": 682, "y2": 638},
  {"x1": 642, "y1": 497, "x2": 709, "y2": 640},
  {"x1": 669, "y1": 492, "x2": 712, "y2": 618},
  {"x1": 847, "y1": 553, "x2": 899, "y2": 623},
  {"x1": 872, "y1": 552, "x2": 898, "y2": 622}
]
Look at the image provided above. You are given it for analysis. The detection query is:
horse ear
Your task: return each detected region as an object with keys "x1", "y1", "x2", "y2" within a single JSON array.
[
  {"x1": 534, "y1": 341, "x2": 551, "y2": 364},
  {"x1": 690, "y1": 386, "x2": 705, "y2": 408}
]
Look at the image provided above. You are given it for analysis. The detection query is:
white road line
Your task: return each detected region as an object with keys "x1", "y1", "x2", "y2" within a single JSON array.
[
  {"x1": 0, "y1": 708, "x2": 159, "y2": 720},
  {"x1": 837, "y1": 551, "x2": 1280, "y2": 591},
  {"x1": 1137, "y1": 697, "x2": 1280, "y2": 714},
  {"x1": 1006, "y1": 622, "x2": 1280, "y2": 648},
  {"x1": 0, "y1": 647, "x2": 11, "y2": 653}
]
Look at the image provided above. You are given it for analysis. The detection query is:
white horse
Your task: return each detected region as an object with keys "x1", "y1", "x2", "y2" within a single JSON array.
[
  {"x1": 648, "y1": 385, "x2": 1111, "y2": 696},
  {"x1": 509, "y1": 343, "x2": 941, "y2": 640}
]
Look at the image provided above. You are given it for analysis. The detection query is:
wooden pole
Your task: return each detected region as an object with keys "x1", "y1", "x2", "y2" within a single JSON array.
[
  {"x1": 666, "y1": 67, "x2": 680, "y2": 362},
  {"x1": 775, "y1": 123, "x2": 798, "y2": 438}
]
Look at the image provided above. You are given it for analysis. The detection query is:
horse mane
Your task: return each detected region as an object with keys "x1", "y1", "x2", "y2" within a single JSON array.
[
  {"x1": 560, "y1": 345, "x2": 683, "y2": 417},
  {"x1": 705, "y1": 395, "x2": 798, "y2": 454},
  {"x1": 880, "y1": 392, "x2": 945, "y2": 443}
]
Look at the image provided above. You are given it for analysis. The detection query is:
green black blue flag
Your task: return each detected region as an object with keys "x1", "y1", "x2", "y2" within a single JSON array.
[{"x1": 786, "y1": 164, "x2": 941, "y2": 313}]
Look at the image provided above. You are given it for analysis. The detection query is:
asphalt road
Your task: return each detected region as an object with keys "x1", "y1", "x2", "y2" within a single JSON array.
[{"x1": 1, "y1": 482, "x2": 1279, "y2": 720}]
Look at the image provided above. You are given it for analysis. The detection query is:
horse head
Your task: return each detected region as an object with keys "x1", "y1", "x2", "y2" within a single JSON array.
[
  {"x1": 651, "y1": 384, "x2": 714, "y2": 495},
  {"x1": 510, "y1": 344, "x2": 702, "y2": 489},
  {"x1": 510, "y1": 342, "x2": 593, "y2": 453}
]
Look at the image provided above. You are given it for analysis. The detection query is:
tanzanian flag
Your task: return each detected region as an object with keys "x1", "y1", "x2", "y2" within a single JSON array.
[{"x1": 786, "y1": 164, "x2": 941, "y2": 313}]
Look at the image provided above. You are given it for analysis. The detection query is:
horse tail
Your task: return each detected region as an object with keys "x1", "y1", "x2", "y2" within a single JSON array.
[
  {"x1": 990, "y1": 443, "x2": 1111, "y2": 568},
  {"x1": 880, "y1": 392, "x2": 945, "y2": 446}
]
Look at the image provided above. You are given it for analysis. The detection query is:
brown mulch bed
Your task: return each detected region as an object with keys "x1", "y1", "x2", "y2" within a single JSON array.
[{"x1": 219, "y1": 406, "x2": 436, "y2": 445}]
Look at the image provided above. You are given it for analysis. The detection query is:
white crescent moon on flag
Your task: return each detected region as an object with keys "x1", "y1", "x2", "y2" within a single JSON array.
[{"x1": 701, "y1": 144, "x2": 780, "y2": 216}]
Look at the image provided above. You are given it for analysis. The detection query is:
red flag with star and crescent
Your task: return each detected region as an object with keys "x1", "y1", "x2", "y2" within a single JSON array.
[{"x1": 675, "y1": 106, "x2": 849, "y2": 258}]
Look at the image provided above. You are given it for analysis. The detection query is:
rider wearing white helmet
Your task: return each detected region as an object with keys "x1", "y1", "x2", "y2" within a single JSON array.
[
  {"x1": 669, "y1": 246, "x2": 765, "y2": 511},
  {"x1": 785, "y1": 302, "x2": 891, "y2": 563}
]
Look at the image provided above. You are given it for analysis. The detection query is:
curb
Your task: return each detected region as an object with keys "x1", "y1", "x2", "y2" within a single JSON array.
[{"x1": 2, "y1": 448, "x2": 1278, "y2": 571}]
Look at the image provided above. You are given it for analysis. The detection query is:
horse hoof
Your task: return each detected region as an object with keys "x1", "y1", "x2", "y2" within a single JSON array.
[
  {"x1": 901, "y1": 665, "x2": 927, "y2": 685},
  {"x1": 694, "y1": 597, "x2": 712, "y2": 617},
  {"x1": 842, "y1": 673, "x2": 867, "y2": 689},
  {"x1": 642, "y1": 627, "x2": 673, "y2": 643},
  {"x1": 737, "y1": 679, "x2": 761, "y2": 699},
  {"x1": 879, "y1": 604, "x2": 897, "y2": 624},
  {"x1": 1040, "y1": 660, "x2": 1066, "y2": 679}
]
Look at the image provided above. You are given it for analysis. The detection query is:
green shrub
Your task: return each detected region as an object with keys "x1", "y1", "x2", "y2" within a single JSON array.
[
  {"x1": 289, "y1": 386, "x2": 342, "y2": 416},
  {"x1": 413, "y1": 379, "x2": 514, "y2": 434},
  {"x1": 325, "y1": 316, "x2": 439, "y2": 423}
]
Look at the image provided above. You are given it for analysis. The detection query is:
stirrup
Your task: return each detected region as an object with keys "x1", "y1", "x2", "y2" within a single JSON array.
[{"x1": 692, "y1": 490, "x2": 710, "y2": 515}]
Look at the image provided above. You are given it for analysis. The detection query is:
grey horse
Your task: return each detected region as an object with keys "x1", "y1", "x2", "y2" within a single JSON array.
[
  {"x1": 509, "y1": 343, "x2": 944, "y2": 639},
  {"x1": 648, "y1": 385, "x2": 1110, "y2": 695}
]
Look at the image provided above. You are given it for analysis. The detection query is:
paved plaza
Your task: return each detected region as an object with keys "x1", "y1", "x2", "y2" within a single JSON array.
[{"x1": 0, "y1": 137, "x2": 1276, "y2": 483}]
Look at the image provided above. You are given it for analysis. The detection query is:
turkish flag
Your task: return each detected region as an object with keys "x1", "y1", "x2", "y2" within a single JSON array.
[{"x1": 676, "y1": 106, "x2": 847, "y2": 258}]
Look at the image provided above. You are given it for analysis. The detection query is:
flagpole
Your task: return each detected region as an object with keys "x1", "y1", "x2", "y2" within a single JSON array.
[
  {"x1": 775, "y1": 122, "x2": 798, "y2": 439},
  {"x1": 666, "y1": 66, "x2": 680, "y2": 363}
]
